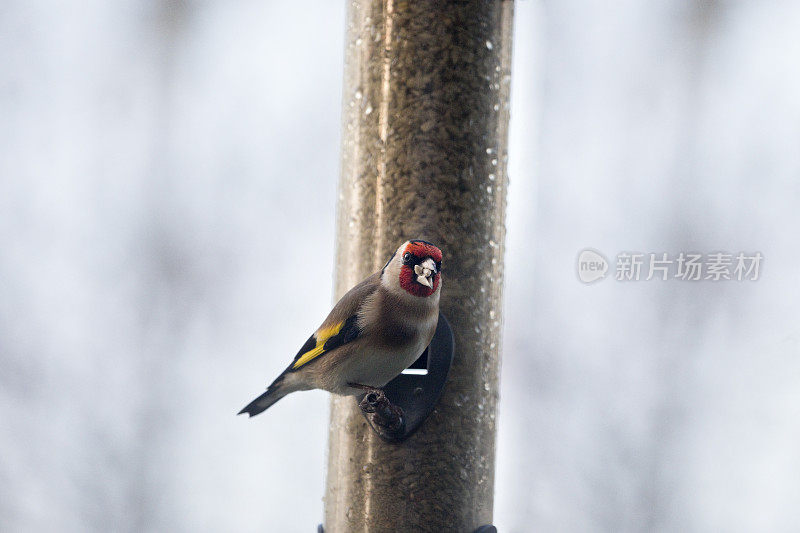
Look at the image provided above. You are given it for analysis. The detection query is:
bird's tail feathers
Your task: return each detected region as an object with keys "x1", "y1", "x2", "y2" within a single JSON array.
[{"x1": 238, "y1": 374, "x2": 296, "y2": 417}]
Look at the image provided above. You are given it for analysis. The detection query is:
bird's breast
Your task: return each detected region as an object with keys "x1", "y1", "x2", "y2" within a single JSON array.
[{"x1": 355, "y1": 313, "x2": 437, "y2": 387}]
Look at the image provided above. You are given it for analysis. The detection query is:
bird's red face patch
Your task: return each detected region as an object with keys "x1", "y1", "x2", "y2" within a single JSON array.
[
  {"x1": 398, "y1": 241, "x2": 442, "y2": 297},
  {"x1": 405, "y1": 241, "x2": 442, "y2": 263}
]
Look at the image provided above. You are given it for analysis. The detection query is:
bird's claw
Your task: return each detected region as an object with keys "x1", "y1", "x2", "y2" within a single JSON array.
[{"x1": 358, "y1": 387, "x2": 405, "y2": 434}]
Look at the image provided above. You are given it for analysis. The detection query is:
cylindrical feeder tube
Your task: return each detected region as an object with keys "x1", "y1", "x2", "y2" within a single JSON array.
[{"x1": 325, "y1": 1, "x2": 514, "y2": 531}]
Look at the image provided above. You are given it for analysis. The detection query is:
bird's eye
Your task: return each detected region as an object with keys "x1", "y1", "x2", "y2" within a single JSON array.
[{"x1": 403, "y1": 252, "x2": 412, "y2": 263}]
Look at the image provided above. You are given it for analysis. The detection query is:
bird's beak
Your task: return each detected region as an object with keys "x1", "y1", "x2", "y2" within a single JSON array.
[{"x1": 414, "y1": 258, "x2": 437, "y2": 288}]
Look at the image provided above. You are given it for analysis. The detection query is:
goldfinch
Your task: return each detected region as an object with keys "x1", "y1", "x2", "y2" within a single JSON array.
[{"x1": 239, "y1": 239, "x2": 443, "y2": 417}]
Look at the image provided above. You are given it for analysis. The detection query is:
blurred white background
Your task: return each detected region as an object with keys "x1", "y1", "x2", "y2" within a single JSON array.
[{"x1": 1, "y1": 1, "x2": 798, "y2": 532}]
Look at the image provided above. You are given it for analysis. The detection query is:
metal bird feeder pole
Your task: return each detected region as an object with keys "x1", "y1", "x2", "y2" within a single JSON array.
[{"x1": 325, "y1": 1, "x2": 514, "y2": 531}]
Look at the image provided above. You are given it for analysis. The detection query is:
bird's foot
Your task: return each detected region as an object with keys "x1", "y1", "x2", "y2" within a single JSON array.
[{"x1": 349, "y1": 383, "x2": 405, "y2": 436}]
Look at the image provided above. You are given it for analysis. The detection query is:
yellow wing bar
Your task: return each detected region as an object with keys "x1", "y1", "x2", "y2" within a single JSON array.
[{"x1": 292, "y1": 322, "x2": 344, "y2": 370}]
